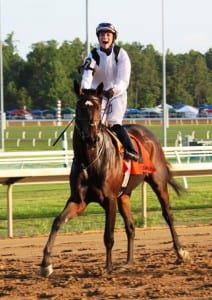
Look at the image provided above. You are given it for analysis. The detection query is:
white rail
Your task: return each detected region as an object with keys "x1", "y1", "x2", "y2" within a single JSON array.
[
  {"x1": 0, "y1": 150, "x2": 74, "y2": 169},
  {"x1": 0, "y1": 147, "x2": 212, "y2": 237},
  {"x1": 163, "y1": 146, "x2": 212, "y2": 161},
  {"x1": 0, "y1": 146, "x2": 212, "y2": 166}
]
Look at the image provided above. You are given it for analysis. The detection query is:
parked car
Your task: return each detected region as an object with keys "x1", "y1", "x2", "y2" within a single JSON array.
[
  {"x1": 139, "y1": 111, "x2": 161, "y2": 118},
  {"x1": 124, "y1": 108, "x2": 143, "y2": 118},
  {"x1": 31, "y1": 109, "x2": 45, "y2": 119},
  {"x1": 139, "y1": 108, "x2": 162, "y2": 118},
  {"x1": 62, "y1": 108, "x2": 75, "y2": 119},
  {"x1": 6, "y1": 109, "x2": 33, "y2": 120},
  {"x1": 42, "y1": 108, "x2": 57, "y2": 119}
]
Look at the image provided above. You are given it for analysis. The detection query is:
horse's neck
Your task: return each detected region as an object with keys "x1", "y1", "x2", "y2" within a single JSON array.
[{"x1": 73, "y1": 130, "x2": 117, "y2": 166}]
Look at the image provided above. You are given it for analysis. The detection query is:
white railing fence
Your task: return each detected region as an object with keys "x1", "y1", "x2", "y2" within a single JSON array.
[{"x1": 0, "y1": 146, "x2": 212, "y2": 237}]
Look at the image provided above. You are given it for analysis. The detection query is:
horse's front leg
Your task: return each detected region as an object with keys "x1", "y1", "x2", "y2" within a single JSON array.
[
  {"x1": 118, "y1": 193, "x2": 135, "y2": 265},
  {"x1": 40, "y1": 199, "x2": 87, "y2": 277},
  {"x1": 103, "y1": 198, "x2": 117, "y2": 273}
]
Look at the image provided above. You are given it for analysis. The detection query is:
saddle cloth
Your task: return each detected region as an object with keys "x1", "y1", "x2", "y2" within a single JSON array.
[{"x1": 106, "y1": 128, "x2": 156, "y2": 176}]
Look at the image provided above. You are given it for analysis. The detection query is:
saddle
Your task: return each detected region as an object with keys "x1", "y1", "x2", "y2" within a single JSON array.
[{"x1": 106, "y1": 128, "x2": 156, "y2": 176}]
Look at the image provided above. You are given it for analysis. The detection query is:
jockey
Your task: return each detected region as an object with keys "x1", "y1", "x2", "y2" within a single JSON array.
[{"x1": 80, "y1": 22, "x2": 139, "y2": 162}]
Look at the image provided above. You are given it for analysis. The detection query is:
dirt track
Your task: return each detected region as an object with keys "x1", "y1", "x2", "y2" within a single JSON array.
[{"x1": 0, "y1": 225, "x2": 211, "y2": 299}]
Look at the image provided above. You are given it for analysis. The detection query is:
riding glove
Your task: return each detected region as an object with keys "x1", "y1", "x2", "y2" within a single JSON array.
[{"x1": 104, "y1": 88, "x2": 114, "y2": 100}]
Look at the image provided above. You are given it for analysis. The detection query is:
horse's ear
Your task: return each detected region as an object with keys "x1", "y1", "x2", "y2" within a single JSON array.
[
  {"x1": 97, "y1": 82, "x2": 104, "y2": 98},
  {"x1": 74, "y1": 80, "x2": 81, "y2": 96}
]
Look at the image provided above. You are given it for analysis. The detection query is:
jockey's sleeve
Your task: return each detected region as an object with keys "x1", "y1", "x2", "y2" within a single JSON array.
[
  {"x1": 113, "y1": 49, "x2": 131, "y2": 96},
  {"x1": 81, "y1": 55, "x2": 96, "y2": 89}
]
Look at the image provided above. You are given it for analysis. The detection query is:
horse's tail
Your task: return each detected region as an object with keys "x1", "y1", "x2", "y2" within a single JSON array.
[{"x1": 167, "y1": 163, "x2": 186, "y2": 196}]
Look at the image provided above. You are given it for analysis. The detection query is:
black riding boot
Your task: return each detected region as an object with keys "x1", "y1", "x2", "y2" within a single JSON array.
[{"x1": 111, "y1": 124, "x2": 140, "y2": 162}]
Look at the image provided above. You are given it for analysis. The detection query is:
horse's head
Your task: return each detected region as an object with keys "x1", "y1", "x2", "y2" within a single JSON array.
[{"x1": 74, "y1": 81, "x2": 104, "y2": 148}]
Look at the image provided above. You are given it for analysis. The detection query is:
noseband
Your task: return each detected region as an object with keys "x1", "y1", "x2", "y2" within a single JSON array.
[{"x1": 75, "y1": 94, "x2": 102, "y2": 147}]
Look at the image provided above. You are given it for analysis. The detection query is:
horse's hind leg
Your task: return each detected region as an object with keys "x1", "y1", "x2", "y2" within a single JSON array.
[
  {"x1": 147, "y1": 176, "x2": 190, "y2": 262},
  {"x1": 118, "y1": 194, "x2": 135, "y2": 265},
  {"x1": 40, "y1": 199, "x2": 87, "y2": 277}
]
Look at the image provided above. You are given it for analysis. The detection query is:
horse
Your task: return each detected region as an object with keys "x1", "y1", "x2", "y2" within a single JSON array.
[{"x1": 40, "y1": 81, "x2": 190, "y2": 277}]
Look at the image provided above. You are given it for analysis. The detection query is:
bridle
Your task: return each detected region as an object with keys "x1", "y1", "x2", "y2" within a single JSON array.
[
  {"x1": 75, "y1": 93, "x2": 103, "y2": 148},
  {"x1": 74, "y1": 93, "x2": 107, "y2": 174}
]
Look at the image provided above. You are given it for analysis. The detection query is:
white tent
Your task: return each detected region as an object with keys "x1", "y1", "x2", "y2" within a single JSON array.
[
  {"x1": 142, "y1": 107, "x2": 160, "y2": 113},
  {"x1": 176, "y1": 105, "x2": 198, "y2": 118},
  {"x1": 156, "y1": 104, "x2": 173, "y2": 111}
]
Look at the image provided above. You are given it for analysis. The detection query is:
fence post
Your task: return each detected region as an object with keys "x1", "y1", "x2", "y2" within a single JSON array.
[
  {"x1": 38, "y1": 131, "x2": 42, "y2": 139},
  {"x1": 16, "y1": 138, "x2": 21, "y2": 147},
  {"x1": 57, "y1": 100, "x2": 62, "y2": 126},
  {"x1": 175, "y1": 131, "x2": 182, "y2": 147},
  {"x1": 175, "y1": 152, "x2": 188, "y2": 189},
  {"x1": 141, "y1": 182, "x2": 147, "y2": 228},
  {"x1": 62, "y1": 132, "x2": 68, "y2": 167},
  {"x1": 7, "y1": 184, "x2": 14, "y2": 238}
]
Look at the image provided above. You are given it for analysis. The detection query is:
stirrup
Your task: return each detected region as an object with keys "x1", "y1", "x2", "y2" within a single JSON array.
[{"x1": 124, "y1": 150, "x2": 140, "y2": 162}]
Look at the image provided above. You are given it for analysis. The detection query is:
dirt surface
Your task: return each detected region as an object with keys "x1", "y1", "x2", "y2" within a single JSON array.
[{"x1": 0, "y1": 225, "x2": 211, "y2": 299}]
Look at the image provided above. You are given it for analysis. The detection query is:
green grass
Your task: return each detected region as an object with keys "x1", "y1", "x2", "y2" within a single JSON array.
[
  {"x1": 1, "y1": 123, "x2": 211, "y2": 237},
  {"x1": 149, "y1": 123, "x2": 212, "y2": 146},
  {"x1": 4, "y1": 124, "x2": 74, "y2": 151},
  {"x1": 4, "y1": 123, "x2": 212, "y2": 151},
  {"x1": 0, "y1": 177, "x2": 211, "y2": 238}
]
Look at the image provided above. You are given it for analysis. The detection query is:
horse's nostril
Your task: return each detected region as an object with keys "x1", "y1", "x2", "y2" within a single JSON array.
[
  {"x1": 89, "y1": 121, "x2": 96, "y2": 127},
  {"x1": 86, "y1": 136, "x2": 98, "y2": 147}
]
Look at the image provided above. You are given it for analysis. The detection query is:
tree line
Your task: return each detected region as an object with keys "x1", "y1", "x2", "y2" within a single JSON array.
[{"x1": 2, "y1": 32, "x2": 212, "y2": 111}]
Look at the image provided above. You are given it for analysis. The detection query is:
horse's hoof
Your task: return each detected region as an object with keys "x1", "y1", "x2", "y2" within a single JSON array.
[
  {"x1": 40, "y1": 264, "x2": 53, "y2": 277},
  {"x1": 178, "y1": 248, "x2": 190, "y2": 261}
]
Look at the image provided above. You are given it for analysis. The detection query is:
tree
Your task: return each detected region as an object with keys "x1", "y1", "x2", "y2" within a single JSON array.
[
  {"x1": 205, "y1": 49, "x2": 212, "y2": 104},
  {"x1": 137, "y1": 44, "x2": 161, "y2": 107},
  {"x1": 3, "y1": 33, "x2": 25, "y2": 110},
  {"x1": 165, "y1": 52, "x2": 193, "y2": 105},
  {"x1": 185, "y1": 51, "x2": 208, "y2": 106},
  {"x1": 26, "y1": 41, "x2": 70, "y2": 108},
  {"x1": 205, "y1": 48, "x2": 212, "y2": 70},
  {"x1": 58, "y1": 38, "x2": 85, "y2": 107},
  {"x1": 2, "y1": 32, "x2": 212, "y2": 110},
  {"x1": 17, "y1": 87, "x2": 32, "y2": 109},
  {"x1": 123, "y1": 42, "x2": 144, "y2": 107}
]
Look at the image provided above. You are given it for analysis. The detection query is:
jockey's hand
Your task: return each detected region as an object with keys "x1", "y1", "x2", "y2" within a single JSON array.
[{"x1": 103, "y1": 88, "x2": 114, "y2": 100}]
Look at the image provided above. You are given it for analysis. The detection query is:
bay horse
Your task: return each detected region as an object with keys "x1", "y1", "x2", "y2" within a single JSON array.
[{"x1": 40, "y1": 81, "x2": 190, "y2": 277}]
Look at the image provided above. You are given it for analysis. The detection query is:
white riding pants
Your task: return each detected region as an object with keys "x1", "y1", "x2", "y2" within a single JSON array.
[{"x1": 101, "y1": 91, "x2": 127, "y2": 126}]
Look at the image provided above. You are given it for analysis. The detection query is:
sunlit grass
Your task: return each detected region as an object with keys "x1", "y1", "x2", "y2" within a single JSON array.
[
  {"x1": 4, "y1": 123, "x2": 212, "y2": 150},
  {"x1": 1, "y1": 123, "x2": 211, "y2": 237},
  {"x1": 0, "y1": 177, "x2": 211, "y2": 238}
]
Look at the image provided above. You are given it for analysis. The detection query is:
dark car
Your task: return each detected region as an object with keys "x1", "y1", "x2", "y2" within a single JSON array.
[
  {"x1": 124, "y1": 108, "x2": 143, "y2": 118},
  {"x1": 139, "y1": 111, "x2": 161, "y2": 118}
]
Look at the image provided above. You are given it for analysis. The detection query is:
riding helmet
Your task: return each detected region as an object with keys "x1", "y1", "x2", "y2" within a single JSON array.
[{"x1": 96, "y1": 22, "x2": 118, "y2": 39}]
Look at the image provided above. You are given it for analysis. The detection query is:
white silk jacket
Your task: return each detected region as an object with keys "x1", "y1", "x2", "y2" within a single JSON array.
[
  {"x1": 81, "y1": 45, "x2": 131, "y2": 126},
  {"x1": 81, "y1": 45, "x2": 131, "y2": 96}
]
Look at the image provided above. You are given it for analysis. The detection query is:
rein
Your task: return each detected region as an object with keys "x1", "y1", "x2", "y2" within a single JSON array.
[
  {"x1": 52, "y1": 117, "x2": 75, "y2": 146},
  {"x1": 80, "y1": 133, "x2": 105, "y2": 175}
]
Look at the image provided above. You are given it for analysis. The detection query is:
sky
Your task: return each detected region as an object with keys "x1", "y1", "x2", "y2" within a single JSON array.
[{"x1": 1, "y1": 0, "x2": 212, "y2": 59}]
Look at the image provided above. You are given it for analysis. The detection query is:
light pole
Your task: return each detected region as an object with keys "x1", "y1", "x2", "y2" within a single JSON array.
[
  {"x1": 162, "y1": 0, "x2": 168, "y2": 147},
  {"x1": 85, "y1": 0, "x2": 90, "y2": 55},
  {"x1": 0, "y1": 0, "x2": 4, "y2": 152}
]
